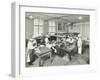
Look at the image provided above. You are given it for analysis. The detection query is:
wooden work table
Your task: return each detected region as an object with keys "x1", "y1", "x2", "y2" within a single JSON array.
[{"x1": 34, "y1": 47, "x2": 52, "y2": 66}]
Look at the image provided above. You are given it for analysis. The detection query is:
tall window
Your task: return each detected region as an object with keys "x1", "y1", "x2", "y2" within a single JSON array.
[
  {"x1": 49, "y1": 21, "x2": 56, "y2": 33},
  {"x1": 58, "y1": 23, "x2": 62, "y2": 31},
  {"x1": 58, "y1": 23, "x2": 66, "y2": 32},
  {"x1": 33, "y1": 19, "x2": 43, "y2": 37}
]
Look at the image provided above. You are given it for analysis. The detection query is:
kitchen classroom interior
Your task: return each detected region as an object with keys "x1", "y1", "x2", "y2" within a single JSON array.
[{"x1": 25, "y1": 12, "x2": 90, "y2": 67}]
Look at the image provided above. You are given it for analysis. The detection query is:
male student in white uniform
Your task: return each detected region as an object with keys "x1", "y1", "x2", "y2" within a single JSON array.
[
  {"x1": 77, "y1": 34, "x2": 82, "y2": 54},
  {"x1": 45, "y1": 35, "x2": 49, "y2": 44},
  {"x1": 26, "y1": 38, "x2": 37, "y2": 65}
]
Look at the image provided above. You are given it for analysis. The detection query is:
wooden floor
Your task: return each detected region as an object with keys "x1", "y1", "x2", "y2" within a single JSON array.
[{"x1": 26, "y1": 47, "x2": 89, "y2": 67}]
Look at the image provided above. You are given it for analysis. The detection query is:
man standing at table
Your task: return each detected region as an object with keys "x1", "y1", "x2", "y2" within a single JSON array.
[
  {"x1": 77, "y1": 34, "x2": 82, "y2": 54},
  {"x1": 26, "y1": 38, "x2": 37, "y2": 65}
]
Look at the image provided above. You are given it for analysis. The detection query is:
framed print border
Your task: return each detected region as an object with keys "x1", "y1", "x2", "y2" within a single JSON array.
[{"x1": 11, "y1": 2, "x2": 96, "y2": 78}]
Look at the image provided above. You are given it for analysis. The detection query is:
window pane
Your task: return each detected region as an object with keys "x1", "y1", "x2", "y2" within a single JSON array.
[
  {"x1": 49, "y1": 21, "x2": 51, "y2": 26},
  {"x1": 49, "y1": 21, "x2": 55, "y2": 26},
  {"x1": 34, "y1": 26, "x2": 38, "y2": 37},
  {"x1": 34, "y1": 27, "x2": 38, "y2": 32},
  {"x1": 39, "y1": 19, "x2": 44, "y2": 25},
  {"x1": 39, "y1": 26, "x2": 43, "y2": 33},
  {"x1": 52, "y1": 21, "x2": 56, "y2": 26},
  {"x1": 34, "y1": 19, "x2": 38, "y2": 25},
  {"x1": 52, "y1": 27, "x2": 55, "y2": 32},
  {"x1": 49, "y1": 27, "x2": 52, "y2": 32},
  {"x1": 49, "y1": 26, "x2": 55, "y2": 32}
]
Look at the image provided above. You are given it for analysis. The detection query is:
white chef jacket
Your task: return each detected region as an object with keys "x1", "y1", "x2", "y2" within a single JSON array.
[
  {"x1": 77, "y1": 38, "x2": 82, "y2": 54},
  {"x1": 27, "y1": 40, "x2": 37, "y2": 49},
  {"x1": 77, "y1": 38, "x2": 82, "y2": 47}
]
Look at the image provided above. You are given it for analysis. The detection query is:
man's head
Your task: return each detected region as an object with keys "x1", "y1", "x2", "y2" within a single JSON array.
[
  {"x1": 29, "y1": 38, "x2": 34, "y2": 42},
  {"x1": 78, "y1": 34, "x2": 81, "y2": 38}
]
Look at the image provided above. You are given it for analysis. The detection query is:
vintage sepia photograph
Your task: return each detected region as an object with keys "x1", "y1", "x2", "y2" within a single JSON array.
[{"x1": 25, "y1": 12, "x2": 90, "y2": 67}]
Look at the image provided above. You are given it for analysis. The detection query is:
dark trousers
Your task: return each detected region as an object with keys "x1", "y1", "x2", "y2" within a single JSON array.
[{"x1": 29, "y1": 49, "x2": 37, "y2": 65}]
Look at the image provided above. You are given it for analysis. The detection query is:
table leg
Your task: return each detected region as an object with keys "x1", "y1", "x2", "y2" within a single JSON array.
[{"x1": 50, "y1": 52, "x2": 53, "y2": 63}]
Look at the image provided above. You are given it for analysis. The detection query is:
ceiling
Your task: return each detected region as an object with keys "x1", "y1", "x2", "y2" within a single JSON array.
[{"x1": 25, "y1": 12, "x2": 90, "y2": 23}]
